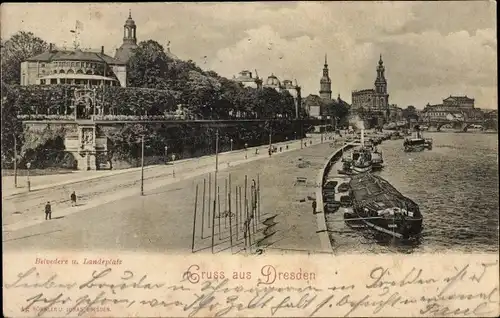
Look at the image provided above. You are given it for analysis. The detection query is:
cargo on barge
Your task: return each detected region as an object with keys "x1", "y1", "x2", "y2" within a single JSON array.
[{"x1": 348, "y1": 173, "x2": 423, "y2": 239}]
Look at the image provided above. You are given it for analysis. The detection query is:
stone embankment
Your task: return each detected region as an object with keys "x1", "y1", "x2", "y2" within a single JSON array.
[{"x1": 314, "y1": 132, "x2": 393, "y2": 252}]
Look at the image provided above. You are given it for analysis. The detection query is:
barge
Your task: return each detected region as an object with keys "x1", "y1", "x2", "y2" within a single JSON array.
[{"x1": 347, "y1": 173, "x2": 423, "y2": 239}]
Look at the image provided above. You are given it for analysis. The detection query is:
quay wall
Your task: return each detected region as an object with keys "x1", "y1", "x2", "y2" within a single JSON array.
[{"x1": 315, "y1": 142, "x2": 357, "y2": 252}]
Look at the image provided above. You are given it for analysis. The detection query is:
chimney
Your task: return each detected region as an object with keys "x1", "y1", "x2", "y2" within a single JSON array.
[
  {"x1": 49, "y1": 43, "x2": 53, "y2": 52},
  {"x1": 101, "y1": 46, "x2": 104, "y2": 54}
]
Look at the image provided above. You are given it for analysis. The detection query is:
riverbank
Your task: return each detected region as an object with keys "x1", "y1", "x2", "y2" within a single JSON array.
[{"x1": 316, "y1": 131, "x2": 394, "y2": 253}]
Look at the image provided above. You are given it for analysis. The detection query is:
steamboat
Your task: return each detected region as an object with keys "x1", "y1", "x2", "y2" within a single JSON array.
[
  {"x1": 404, "y1": 125, "x2": 432, "y2": 152},
  {"x1": 351, "y1": 148, "x2": 373, "y2": 174},
  {"x1": 346, "y1": 173, "x2": 423, "y2": 239},
  {"x1": 363, "y1": 139, "x2": 384, "y2": 170}
]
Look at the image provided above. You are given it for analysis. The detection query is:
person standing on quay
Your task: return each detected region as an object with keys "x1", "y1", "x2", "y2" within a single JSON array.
[
  {"x1": 45, "y1": 202, "x2": 52, "y2": 220},
  {"x1": 70, "y1": 191, "x2": 77, "y2": 207},
  {"x1": 312, "y1": 200, "x2": 317, "y2": 214}
]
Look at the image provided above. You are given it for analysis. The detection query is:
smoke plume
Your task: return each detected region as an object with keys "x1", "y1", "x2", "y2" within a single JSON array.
[{"x1": 348, "y1": 115, "x2": 365, "y2": 130}]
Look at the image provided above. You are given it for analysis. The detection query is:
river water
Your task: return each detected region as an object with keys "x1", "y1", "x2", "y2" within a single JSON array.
[{"x1": 326, "y1": 132, "x2": 499, "y2": 254}]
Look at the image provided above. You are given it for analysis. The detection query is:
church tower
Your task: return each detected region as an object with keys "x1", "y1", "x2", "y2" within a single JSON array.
[
  {"x1": 373, "y1": 54, "x2": 389, "y2": 109},
  {"x1": 319, "y1": 54, "x2": 332, "y2": 100},
  {"x1": 114, "y1": 10, "x2": 139, "y2": 63}
]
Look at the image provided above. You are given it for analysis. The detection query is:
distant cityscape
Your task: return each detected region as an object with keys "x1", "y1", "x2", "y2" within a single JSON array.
[{"x1": 18, "y1": 10, "x2": 497, "y2": 129}]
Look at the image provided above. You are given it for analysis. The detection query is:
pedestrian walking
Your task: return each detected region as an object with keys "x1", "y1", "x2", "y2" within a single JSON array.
[
  {"x1": 312, "y1": 200, "x2": 317, "y2": 214},
  {"x1": 70, "y1": 191, "x2": 77, "y2": 207},
  {"x1": 268, "y1": 148, "x2": 272, "y2": 157},
  {"x1": 45, "y1": 201, "x2": 52, "y2": 220}
]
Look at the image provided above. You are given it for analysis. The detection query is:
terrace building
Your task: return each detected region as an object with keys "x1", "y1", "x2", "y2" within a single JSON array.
[{"x1": 19, "y1": 11, "x2": 147, "y2": 88}]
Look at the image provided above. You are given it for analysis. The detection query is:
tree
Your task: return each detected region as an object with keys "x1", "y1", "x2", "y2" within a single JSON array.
[
  {"x1": 127, "y1": 40, "x2": 170, "y2": 88},
  {"x1": 1, "y1": 31, "x2": 48, "y2": 85},
  {"x1": 181, "y1": 71, "x2": 222, "y2": 118}
]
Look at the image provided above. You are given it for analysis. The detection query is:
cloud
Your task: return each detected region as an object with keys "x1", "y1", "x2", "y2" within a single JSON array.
[{"x1": 1, "y1": 2, "x2": 497, "y2": 109}]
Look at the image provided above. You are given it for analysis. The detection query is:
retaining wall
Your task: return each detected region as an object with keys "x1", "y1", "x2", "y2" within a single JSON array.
[{"x1": 315, "y1": 142, "x2": 357, "y2": 252}]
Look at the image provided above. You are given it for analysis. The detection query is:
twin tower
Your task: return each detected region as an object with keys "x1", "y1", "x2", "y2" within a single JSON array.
[{"x1": 319, "y1": 54, "x2": 388, "y2": 101}]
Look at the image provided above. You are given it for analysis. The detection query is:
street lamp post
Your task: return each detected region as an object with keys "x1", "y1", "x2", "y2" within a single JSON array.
[
  {"x1": 164, "y1": 146, "x2": 168, "y2": 165},
  {"x1": 140, "y1": 136, "x2": 145, "y2": 196},
  {"x1": 13, "y1": 135, "x2": 18, "y2": 188},
  {"x1": 26, "y1": 162, "x2": 31, "y2": 192},
  {"x1": 244, "y1": 143, "x2": 248, "y2": 159},
  {"x1": 172, "y1": 154, "x2": 176, "y2": 177},
  {"x1": 230, "y1": 138, "x2": 233, "y2": 152}
]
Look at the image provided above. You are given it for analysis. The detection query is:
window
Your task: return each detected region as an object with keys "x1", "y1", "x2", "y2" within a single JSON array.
[
  {"x1": 40, "y1": 79, "x2": 46, "y2": 85},
  {"x1": 40, "y1": 63, "x2": 45, "y2": 67}
]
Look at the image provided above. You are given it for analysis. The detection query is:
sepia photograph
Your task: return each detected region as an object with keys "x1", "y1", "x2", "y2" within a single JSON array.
[{"x1": 1, "y1": 2, "x2": 498, "y2": 317}]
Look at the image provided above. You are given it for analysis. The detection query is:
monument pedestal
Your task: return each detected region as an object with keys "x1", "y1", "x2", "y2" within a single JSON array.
[{"x1": 64, "y1": 122, "x2": 108, "y2": 170}]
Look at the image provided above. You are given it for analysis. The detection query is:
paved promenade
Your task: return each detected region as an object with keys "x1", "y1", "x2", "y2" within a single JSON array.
[
  {"x1": 3, "y1": 136, "x2": 326, "y2": 230},
  {"x1": 3, "y1": 136, "x2": 343, "y2": 254}
]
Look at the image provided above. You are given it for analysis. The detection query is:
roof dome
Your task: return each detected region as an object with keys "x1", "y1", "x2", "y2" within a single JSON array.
[
  {"x1": 266, "y1": 73, "x2": 280, "y2": 87},
  {"x1": 125, "y1": 10, "x2": 136, "y2": 27}
]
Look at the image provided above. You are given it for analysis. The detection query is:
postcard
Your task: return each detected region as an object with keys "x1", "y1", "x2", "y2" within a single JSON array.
[{"x1": 2, "y1": 2, "x2": 498, "y2": 317}]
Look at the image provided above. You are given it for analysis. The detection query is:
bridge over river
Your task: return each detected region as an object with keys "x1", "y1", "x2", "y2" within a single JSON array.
[{"x1": 417, "y1": 118, "x2": 497, "y2": 132}]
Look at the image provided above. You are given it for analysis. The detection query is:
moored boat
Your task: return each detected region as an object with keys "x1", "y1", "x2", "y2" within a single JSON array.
[
  {"x1": 371, "y1": 148, "x2": 384, "y2": 170},
  {"x1": 404, "y1": 138, "x2": 425, "y2": 152},
  {"x1": 424, "y1": 138, "x2": 433, "y2": 150},
  {"x1": 403, "y1": 126, "x2": 428, "y2": 152},
  {"x1": 348, "y1": 173, "x2": 423, "y2": 239},
  {"x1": 351, "y1": 129, "x2": 373, "y2": 174}
]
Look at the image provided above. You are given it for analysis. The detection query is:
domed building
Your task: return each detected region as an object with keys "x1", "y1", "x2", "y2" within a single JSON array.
[
  {"x1": 281, "y1": 79, "x2": 302, "y2": 119},
  {"x1": 233, "y1": 70, "x2": 262, "y2": 89},
  {"x1": 264, "y1": 73, "x2": 281, "y2": 91}
]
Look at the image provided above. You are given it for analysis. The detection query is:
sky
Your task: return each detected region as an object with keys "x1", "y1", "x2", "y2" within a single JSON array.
[{"x1": 1, "y1": 2, "x2": 497, "y2": 109}]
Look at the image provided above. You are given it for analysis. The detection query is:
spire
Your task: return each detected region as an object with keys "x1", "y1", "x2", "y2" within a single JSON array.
[
  {"x1": 379, "y1": 54, "x2": 383, "y2": 65},
  {"x1": 128, "y1": 9, "x2": 132, "y2": 19},
  {"x1": 320, "y1": 54, "x2": 332, "y2": 100}
]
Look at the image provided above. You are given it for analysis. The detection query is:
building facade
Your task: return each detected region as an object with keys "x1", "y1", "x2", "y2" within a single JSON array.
[
  {"x1": 233, "y1": 71, "x2": 302, "y2": 118},
  {"x1": 350, "y1": 55, "x2": 390, "y2": 127},
  {"x1": 319, "y1": 54, "x2": 332, "y2": 100},
  {"x1": 421, "y1": 95, "x2": 478, "y2": 122},
  {"x1": 351, "y1": 55, "x2": 389, "y2": 113},
  {"x1": 20, "y1": 11, "x2": 147, "y2": 88},
  {"x1": 351, "y1": 89, "x2": 375, "y2": 110},
  {"x1": 233, "y1": 70, "x2": 263, "y2": 89},
  {"x1": 20, "y1": 46, "x2": 126, "y2": 87}
]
